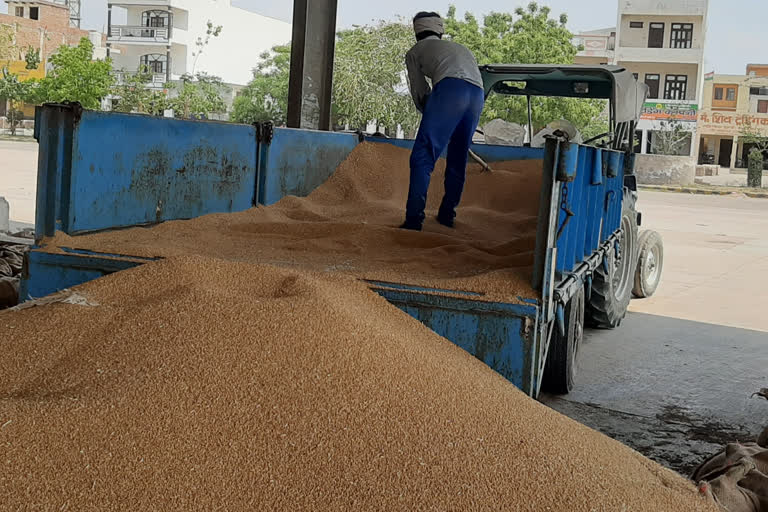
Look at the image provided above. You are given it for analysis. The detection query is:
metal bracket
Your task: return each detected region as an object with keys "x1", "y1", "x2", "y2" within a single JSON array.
[{"x1": 255, "y1": 122, "x2": 274, "y2": 144}]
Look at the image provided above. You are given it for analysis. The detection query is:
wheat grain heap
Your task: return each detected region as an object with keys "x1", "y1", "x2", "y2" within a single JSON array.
[
  {"x1": 47, "y1": 142, "x2": 544, "y2": 302},
  {"x1": 0, "y1": 257, "x2": 716, "y2": 511}
]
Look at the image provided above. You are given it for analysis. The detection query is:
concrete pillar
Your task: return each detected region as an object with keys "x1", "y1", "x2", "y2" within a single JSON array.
[
  {"x1": 287, "y1": 0, "x2": 338, "y2": 130},
  {"x1": 641, "y1": 129, "x2": 649, "y2": 154},
  {"x1": 0, "y1": 197, "x2": 9, "y2": 233},
  {"x1": 166, "y1": 46, "x2": 171, "y2": 82},
  {"x1": 730, "y1": 136, "x2": 739, "y2": 170}
]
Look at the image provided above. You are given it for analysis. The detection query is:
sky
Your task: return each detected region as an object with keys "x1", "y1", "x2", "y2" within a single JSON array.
[{"x1": 1, "y1": 0, "x2": 764, "y2": 75}]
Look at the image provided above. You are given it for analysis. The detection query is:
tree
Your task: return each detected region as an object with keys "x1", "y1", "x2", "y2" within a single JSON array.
[
  {"x1": 649, "y1": 120, "x2": 691, "y2": 155},
  {"x1": 191, "y1": 21, "x2": 223, "y2": 75},
  {"x1": 231, "y1": 44, "x2": 291, "y2": 125},
  {"x1": 445, "y1": 3, "x2": 605, "y2": 135},
  {"x1": 166, "y1": 72, "x2": 228, "y2": 119},
  {"x1": 334, "y1": 20, "x2": 420, "y2": 134},
  {"x1": 110, "y1": 69, "x2": 169, "y2": 115},
  {"x1": 31, "y1": 38, "x2": 113, "y2": 109},
  {"x1": 0, "y1": 69, "x2": 34, "y2": 135},
  {"x1": 739, "y1": 123, "x2": 768, "y2": 188}
]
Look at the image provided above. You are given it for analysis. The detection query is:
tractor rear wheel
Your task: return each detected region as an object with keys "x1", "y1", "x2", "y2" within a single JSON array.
[
  {"x1": 586, "y1": 191, "x2": 638, "y2": 328},
  {"x1": 542, "y1": 286, "x2": 585, "y2": 395}
]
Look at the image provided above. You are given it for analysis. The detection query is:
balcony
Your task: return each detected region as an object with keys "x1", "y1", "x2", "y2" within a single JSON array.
[
  {"x1": 616, "y1": 46, "x2": 703, "y2": 64},
  {"x1": 108, "y1": 25, "x2": 170, "y2": 44},
  {"x1": 112, "y1": 70, "x2": 168, "y2": 89}
]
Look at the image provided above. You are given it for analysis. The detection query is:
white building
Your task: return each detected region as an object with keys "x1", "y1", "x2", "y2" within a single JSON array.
[
  {"x1": 106, "y1": 0, "x2": 292, "y2": 88},
  {"x1": 575, "y1": 0, "x2": 709, "y2": 156}
]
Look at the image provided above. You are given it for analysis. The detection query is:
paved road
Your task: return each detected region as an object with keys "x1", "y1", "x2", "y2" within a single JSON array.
[
  {"x1": 544, "y1": 191, "x2": 768, "y2": 475},
  {"x1": 0, "y1": 140, "x2": 37, "y2": 225}
]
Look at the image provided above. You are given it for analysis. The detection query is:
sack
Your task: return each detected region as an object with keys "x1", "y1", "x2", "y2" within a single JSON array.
[{"x1": 694, "y1": 427, "x2": 768, "y2": 512}]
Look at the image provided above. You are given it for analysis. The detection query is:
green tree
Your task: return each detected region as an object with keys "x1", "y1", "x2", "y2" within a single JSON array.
[
  {"x1": 31, "y1": 38, "x2": 113, "y2": 109},
  {"x1": 740, "y1": 123, "x2": 768, "y2": 187},
  {"x1": 445, "y1": 2, "x2": 605, "y2": 134},
  {"x1": 230, "y1": 44, "x2": 291, "y2": 125},
  {"x1": 167, "y1": 72, "x2": 228, "y2": 119},
  {"x1": 334, "y1": 20, "x2": 420, "y2": 134},
  {"x1": 0, "y1": 68, "x2": 34, "y2": 135},
  {"x1": 648, "y1": 120, "x2": 691, "y2": 155},
  {"x1": 110, "y1": 69, "x2": 169, "y2": 115}
]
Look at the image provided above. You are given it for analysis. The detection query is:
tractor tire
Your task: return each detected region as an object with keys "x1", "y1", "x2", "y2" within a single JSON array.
[
  {"x1": 586, "y1": 191, "x2": 638, "y2": 328},
  {"x1": 542, "y1": 286, "x2": 585, "y2": 395},
  {"x1": 632, "y1": 230, "x2": 664, "y2": 298}
]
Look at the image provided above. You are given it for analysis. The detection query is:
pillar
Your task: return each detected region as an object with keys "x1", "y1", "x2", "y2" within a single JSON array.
[
  {"x1": 641, "y1": 129, "x2": 649, "y2": 154},
  {"x1": 730, "y1": 136, "x2": 739, "y2": 170},
  {"x1": 287, "y1": 0, "x2": 338, "y2": 130},
  {"x1": 166, "y1": 46, "x2": 171, "y2": 82},
  {"x1": 106, "y1": 4, "x2": 112, "y2": 57}
]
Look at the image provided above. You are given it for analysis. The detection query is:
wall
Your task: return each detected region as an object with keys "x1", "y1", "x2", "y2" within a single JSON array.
[
  {"x1": 634, "y1": 153, "x2": 696, "y2": 185},
  {"x1": 619, "y1": 14, "x2": 705, "y2": 49},
  {"x1": 618, "y1": 61, "x2": 699, "y2": 100},
  {"x1": 178, "y1": 0, "x2": 291, "y2": 85}
]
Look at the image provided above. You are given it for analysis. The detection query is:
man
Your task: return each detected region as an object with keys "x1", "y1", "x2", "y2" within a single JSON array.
[{"x1": 401, "y1": 11, "x2": 485, "y2": 231}]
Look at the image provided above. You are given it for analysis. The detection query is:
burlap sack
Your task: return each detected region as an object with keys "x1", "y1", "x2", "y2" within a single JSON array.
[{"x1": 695, "y1": 427, "x2": 768, "y2": 512}]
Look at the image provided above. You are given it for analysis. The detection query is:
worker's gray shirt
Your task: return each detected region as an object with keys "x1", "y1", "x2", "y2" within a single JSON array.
[{"x1": 405, "y1": 36, "x2": 483, "y2": 112}]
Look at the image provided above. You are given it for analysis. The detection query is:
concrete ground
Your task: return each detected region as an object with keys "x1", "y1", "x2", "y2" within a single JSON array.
[
  {"x1": 0, "y1": 139, "x2": 37, "y2": 225},
  {"x1": 543, "y1": 191, "x2": 768, "y2": 476}
]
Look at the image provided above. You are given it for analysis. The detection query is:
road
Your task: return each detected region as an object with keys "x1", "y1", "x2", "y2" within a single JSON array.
[
  {"x1": 543, "y1": 190, "x2": 768, "y2": 476},
  {"x1": 0, "y1": 140, "x2": 37, "y2": 225}
]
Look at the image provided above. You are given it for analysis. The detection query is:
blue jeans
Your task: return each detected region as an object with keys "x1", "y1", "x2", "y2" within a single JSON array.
[{"x1": 405, "y1": 77, "x2": 485, "y2": 224}]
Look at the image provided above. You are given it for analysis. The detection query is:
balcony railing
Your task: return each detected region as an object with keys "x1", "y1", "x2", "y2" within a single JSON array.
[
  {"x1": 112, "y1": 70, "x2": 168, "y2": 89},
  {"x1": 108, "y1": 25, "x2": 169, "y2": 43}
]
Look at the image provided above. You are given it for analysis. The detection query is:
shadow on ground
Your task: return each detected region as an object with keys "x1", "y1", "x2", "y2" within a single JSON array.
[{"x1": 541, "y1": 311, "x2": 768, "y2": 476}]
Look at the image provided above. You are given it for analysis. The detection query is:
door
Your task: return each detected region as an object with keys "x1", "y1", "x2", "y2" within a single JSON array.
[
  {"x1": 645, "y1": 74, "x2": 660, "y2": 99},
  {"x1": 718, "y1": 139, "x2": 733, "y2": 168},
  {"x1": 648, "y1": 23, "x2": 665, "y2": 48}
]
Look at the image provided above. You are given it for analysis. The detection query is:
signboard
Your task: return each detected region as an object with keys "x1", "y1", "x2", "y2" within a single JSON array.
[
  {"x1": 641, "y1": 101, "x2": 698, "y2": 122},
  {"x1": 697, "y1": 110, "x2": 768, "y2": 136}
]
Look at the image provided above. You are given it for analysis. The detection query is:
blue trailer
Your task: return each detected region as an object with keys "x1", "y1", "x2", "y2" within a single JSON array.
[{"x1": 21, "y1": 65, "x2": 655, "y2": 398}]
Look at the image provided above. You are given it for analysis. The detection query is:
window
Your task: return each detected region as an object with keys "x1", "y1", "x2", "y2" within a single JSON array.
[
  {"x1": 726, "y1": 88, "x2": 736, "y2": 101},
  {"x1": 29, "y1": 6, "x2": 39, "y2": 19},
  {"x1": 648, "y1": 23, "x2": 665, "y2": 48},
  {"x1": 759, "y1": 100, "x2": 768, "y2": 114},
  {"x1": 714, "y1": 87, "x2": 723, "y2": 100},
  {"x1": 664, "y1": 75, "x2": 688, "y2": 100},
  {"x1": 645, "y1": 74, "x2": 660, "y2": 99},
  {"x1": 14, "y1": 6, "x2": 23, "y2": 17},
  {"x1": 629, "y1": 21, "x2": 644, "y2": 28},
  {"x1": 750, "y1": 87, "x2": 768, "y2": 96},
  {"x1": 142, "y1": 10, "x2": 169, "y2": 28},
  {"x1": 670, "y1": 23, "x2": 693, "y2": 49},
  {"x1": 139, "y1": 54, "x2": 167, "y2": 74}
]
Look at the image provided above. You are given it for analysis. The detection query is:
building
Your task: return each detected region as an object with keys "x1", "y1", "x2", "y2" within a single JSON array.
[
  {"x1": 614, "y1": 0, "x2": 709, "y2": 156},
  {"x1": 573, "y1": 28, "x2": 615, "y2": 66},
  {"x1": 106, "y1": 0, "x2": 292, "y2": 89},
  {"x1": 697, "y1": 69, "x2": 768, "y2": 170},
  {"x1": 574, "y1": 0, "x2": 709, "y2": 156},
  {"x1": 0, "y1": 0, "x2": 101, "y2": 122},
  {"x1": 2, "y1": 0, "x2": 93, "y2": 63}
]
